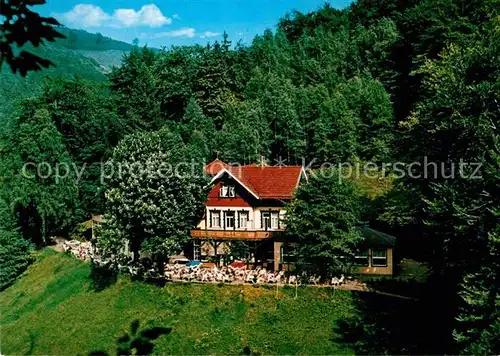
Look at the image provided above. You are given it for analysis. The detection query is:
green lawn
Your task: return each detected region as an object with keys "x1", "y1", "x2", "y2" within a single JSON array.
[{"x1": 1, "y1": 250, "x2": 356, "y2": 355}]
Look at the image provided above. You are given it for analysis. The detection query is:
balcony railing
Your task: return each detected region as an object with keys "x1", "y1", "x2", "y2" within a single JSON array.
[{"x1": 191, "y1": 229, "x2": 283, "y2": 241}]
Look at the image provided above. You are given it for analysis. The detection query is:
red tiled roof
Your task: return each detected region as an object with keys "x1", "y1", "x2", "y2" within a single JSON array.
[
  {"x1": 205, "y1": 159, "x2": 230, "y2": 175},
  {"x1": 215, "y1": 164, "x2": 304, "y2": 199}
]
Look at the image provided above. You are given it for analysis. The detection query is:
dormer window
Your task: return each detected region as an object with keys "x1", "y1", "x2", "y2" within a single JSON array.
[{"x1": 220, "y1": 184, "x2": 235, "y2": 198}]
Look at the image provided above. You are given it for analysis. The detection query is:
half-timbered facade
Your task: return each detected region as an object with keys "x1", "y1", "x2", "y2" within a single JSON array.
[
  {"x1": 191, "y1": 159, "x2": 307, "y2": 271},
  {"x1": 190, "y1": 159, "x2": 396, "y2": 275}
]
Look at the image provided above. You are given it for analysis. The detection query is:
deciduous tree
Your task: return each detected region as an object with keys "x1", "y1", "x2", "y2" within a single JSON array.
[
  {"x1": 285, "y1": 169, "x2": 363, "y2": 276},
  {"x1": 0, "y1": 0, "x2": 65, "y2": 76},
  {"x1": 100, "y1": 129, "x2": 208, "y2": 268}
]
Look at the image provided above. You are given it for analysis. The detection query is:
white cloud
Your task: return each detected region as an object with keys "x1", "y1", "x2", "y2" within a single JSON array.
[
  {"x1": 200, "y1": 31, "x2": 221, "y2": 39},
  {"x1": 113, "y1": 4, "x2": 171, "y2": 28},
  {"x1": 140, "y1": 28, "x2": 196, "y2": 39},
  {"x1": 57, "y1": 3, "x2": 171, "y2": 28},
  {"x1": 59, "y1": 4, "x2": 110, "y2": 28}
]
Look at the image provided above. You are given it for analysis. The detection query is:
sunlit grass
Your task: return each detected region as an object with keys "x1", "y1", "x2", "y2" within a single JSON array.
[{"x1": 1, "y1": 250, "x2": 356, "y2": 355}]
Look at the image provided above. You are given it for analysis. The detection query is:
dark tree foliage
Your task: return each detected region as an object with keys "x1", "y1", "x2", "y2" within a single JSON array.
[
  {"x1": 108, "y1": 46, "x2": 162, "y2": 131},
  {"x1": 400, "y1": 22, "x2": 500, "y2": 353},
  {"x1": 285, "y1": 169, "x2": 363, "y2": 276},
  {"x1": 0, "y1": 78, "x2": 124, "y2": 244},
  {"x1": 0, "y1": 198, "x2": 33, "y2": 290},
  {"x1": 0, "y1": 0, "x2": 65, "y2": 76},
  {"x1": 41, "y1": 78, "x2": 125, "y2": 214},
  {"x1": 1, "y1": 101, "x2": 78, "y2": 245},
  {"x1": 279, "y1": 4, "x2": 348, "y2": 42},
  {"x1": 105, "y1": 11, "x2": 398, "y2": 165},
  {"x1": 194, "y1": 33, "x2": 236, "y2": 129},
  {"x1": 153, "y1": 46, "x2": 202, "y2": 122}
]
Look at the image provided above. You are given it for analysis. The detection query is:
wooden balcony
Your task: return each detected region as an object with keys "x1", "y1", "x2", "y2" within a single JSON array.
[{"x1": 191, "y1": 229, "x2": 283, "y2": 241}]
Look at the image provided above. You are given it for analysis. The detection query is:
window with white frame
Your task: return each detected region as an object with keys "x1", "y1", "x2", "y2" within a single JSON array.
[
  {"x1": 262, "y1": 212, "x2": 271, "y2": 229},
  {"x1": 225, "y1": 211, "x2": 235, "y2": 229},
  {"x1": 354, "y1": 249, "x2": 369, "y2": 266},
  {"x1": 239, "y1": 211, "x2": 248, "y2": 229},
  {"x1": 271, "y1": 212, "x2": 279, "y2": 229},
  {"x1": 220, "y1": 184, "x2": 235, "y2": 198},
  {"x1": 371, "y1": 248, "x2": 388, "y2": 267},
  {"x1": 210, "y1": 210, "x2": 220, "y2": 228}
]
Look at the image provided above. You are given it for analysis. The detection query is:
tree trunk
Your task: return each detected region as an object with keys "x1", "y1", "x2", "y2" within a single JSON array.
[{"x1": 42, "y1": 213, "x2": 47, "y2": 246}]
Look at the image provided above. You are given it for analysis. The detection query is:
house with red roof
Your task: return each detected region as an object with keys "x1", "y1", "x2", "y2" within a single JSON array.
[{"x1": 191, "y1": 159, "x2": 308, "y2": 271}]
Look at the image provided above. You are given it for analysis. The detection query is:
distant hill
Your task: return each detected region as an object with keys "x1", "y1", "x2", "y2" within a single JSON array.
[
  {"x1": 0, "y1": 28, "x2": 134, "y2": 120},
  {"x1": 57, "y1": 28, "x2": 135, "y2": 71},
  {"x1": 56, "y1": 28, "x2": 134, "y2": 52}
]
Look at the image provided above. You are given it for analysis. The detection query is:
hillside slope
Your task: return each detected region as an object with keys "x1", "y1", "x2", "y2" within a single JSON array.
[
  {"x1": 56, "y1": 28, "x2": 134, "y2": 52},
  {"x1": 56, "y1": 28, "x2": 135, "y2": 72},
  {"x1": 0, "y1": 29, "x2": 133, "y2": 120},
  {"x1": 0, "y1": 250, "x2": 356, "y2": 355}
]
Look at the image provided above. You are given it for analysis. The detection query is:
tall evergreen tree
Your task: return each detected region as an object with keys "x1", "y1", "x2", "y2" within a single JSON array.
[
  {"x1": 402, "y1": 21, "x2": 500, "y2": 352},
  {"x1": 454, "y1": 227, "x2": 500, "y2": 355},
  {"x1": 217, "y1": 99, "x2": 271, "y2": 164},
  {"x1": 194, "y1": 34, "x2": 235, "y2": 128},
  {"x1": 1, "y1": 102, "x2": 78, "y2": 245},
  {"x1": 341, "y1": 76, "x2": 394, "y2": 162},
  {"x1": 294, "y1": 84, "x2": 358, "y2": 164},
  {"x1": 154, "y1": 45, "x2": 202, "y2": 120},
  {"x1": 0, "y1": 198, "x2": 33, "y2": 290},
  {"x1": 42, "y1": 78, "x2": 124, "y2": 214},
  {"x1": 109, "y1": 47, "x2": 162, "y2": 130},
  {"x1": 294, "y1": 26, "x2": 359, "y2": 88},
  {"x1": 246, "y1": 70, "x2": 305, "y2": 163},
  {"x1": 182, "y1": 97, "x2": 216, "y2": 151},
  {"x1": 249, "y1": 29, "x2": 294, "y2": 78}
]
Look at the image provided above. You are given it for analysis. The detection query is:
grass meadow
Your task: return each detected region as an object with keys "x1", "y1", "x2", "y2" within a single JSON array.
[{"x1": 1, "y1": 250, "x2": 357, "y2": 355}]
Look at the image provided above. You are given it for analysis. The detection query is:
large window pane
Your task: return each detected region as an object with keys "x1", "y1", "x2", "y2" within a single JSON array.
[
  {"x1": 239, "y1": 211, "x2": 248, "y2": 229},
  {"x1": 211, "y1": 211, "x2": 220, "y2": 228},
  {"x1": 262, "y1": 212, "x2": 270, "y2": 229},
  {"x1": 225, "y1": 211, "x2": 235, "y2": 229},
  {"x1": 271, "y1": 212, "x2": 279, "y2": 229},
  {"x1": 372, "y1": 248, "x2": 387, "y2": 267},
  {"x1": 355, "y1": 249, "x2": 369, "y2": 266}
]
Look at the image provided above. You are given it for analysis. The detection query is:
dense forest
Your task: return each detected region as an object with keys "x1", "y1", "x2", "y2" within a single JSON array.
[{"x1": 1, "y1": 0, "x2": 499, "y2": 354}]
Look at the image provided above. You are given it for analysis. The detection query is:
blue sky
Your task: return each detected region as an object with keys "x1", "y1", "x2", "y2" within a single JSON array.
[{"x1": 39, "y1": 0, "x2": 352, "y2": 47}]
